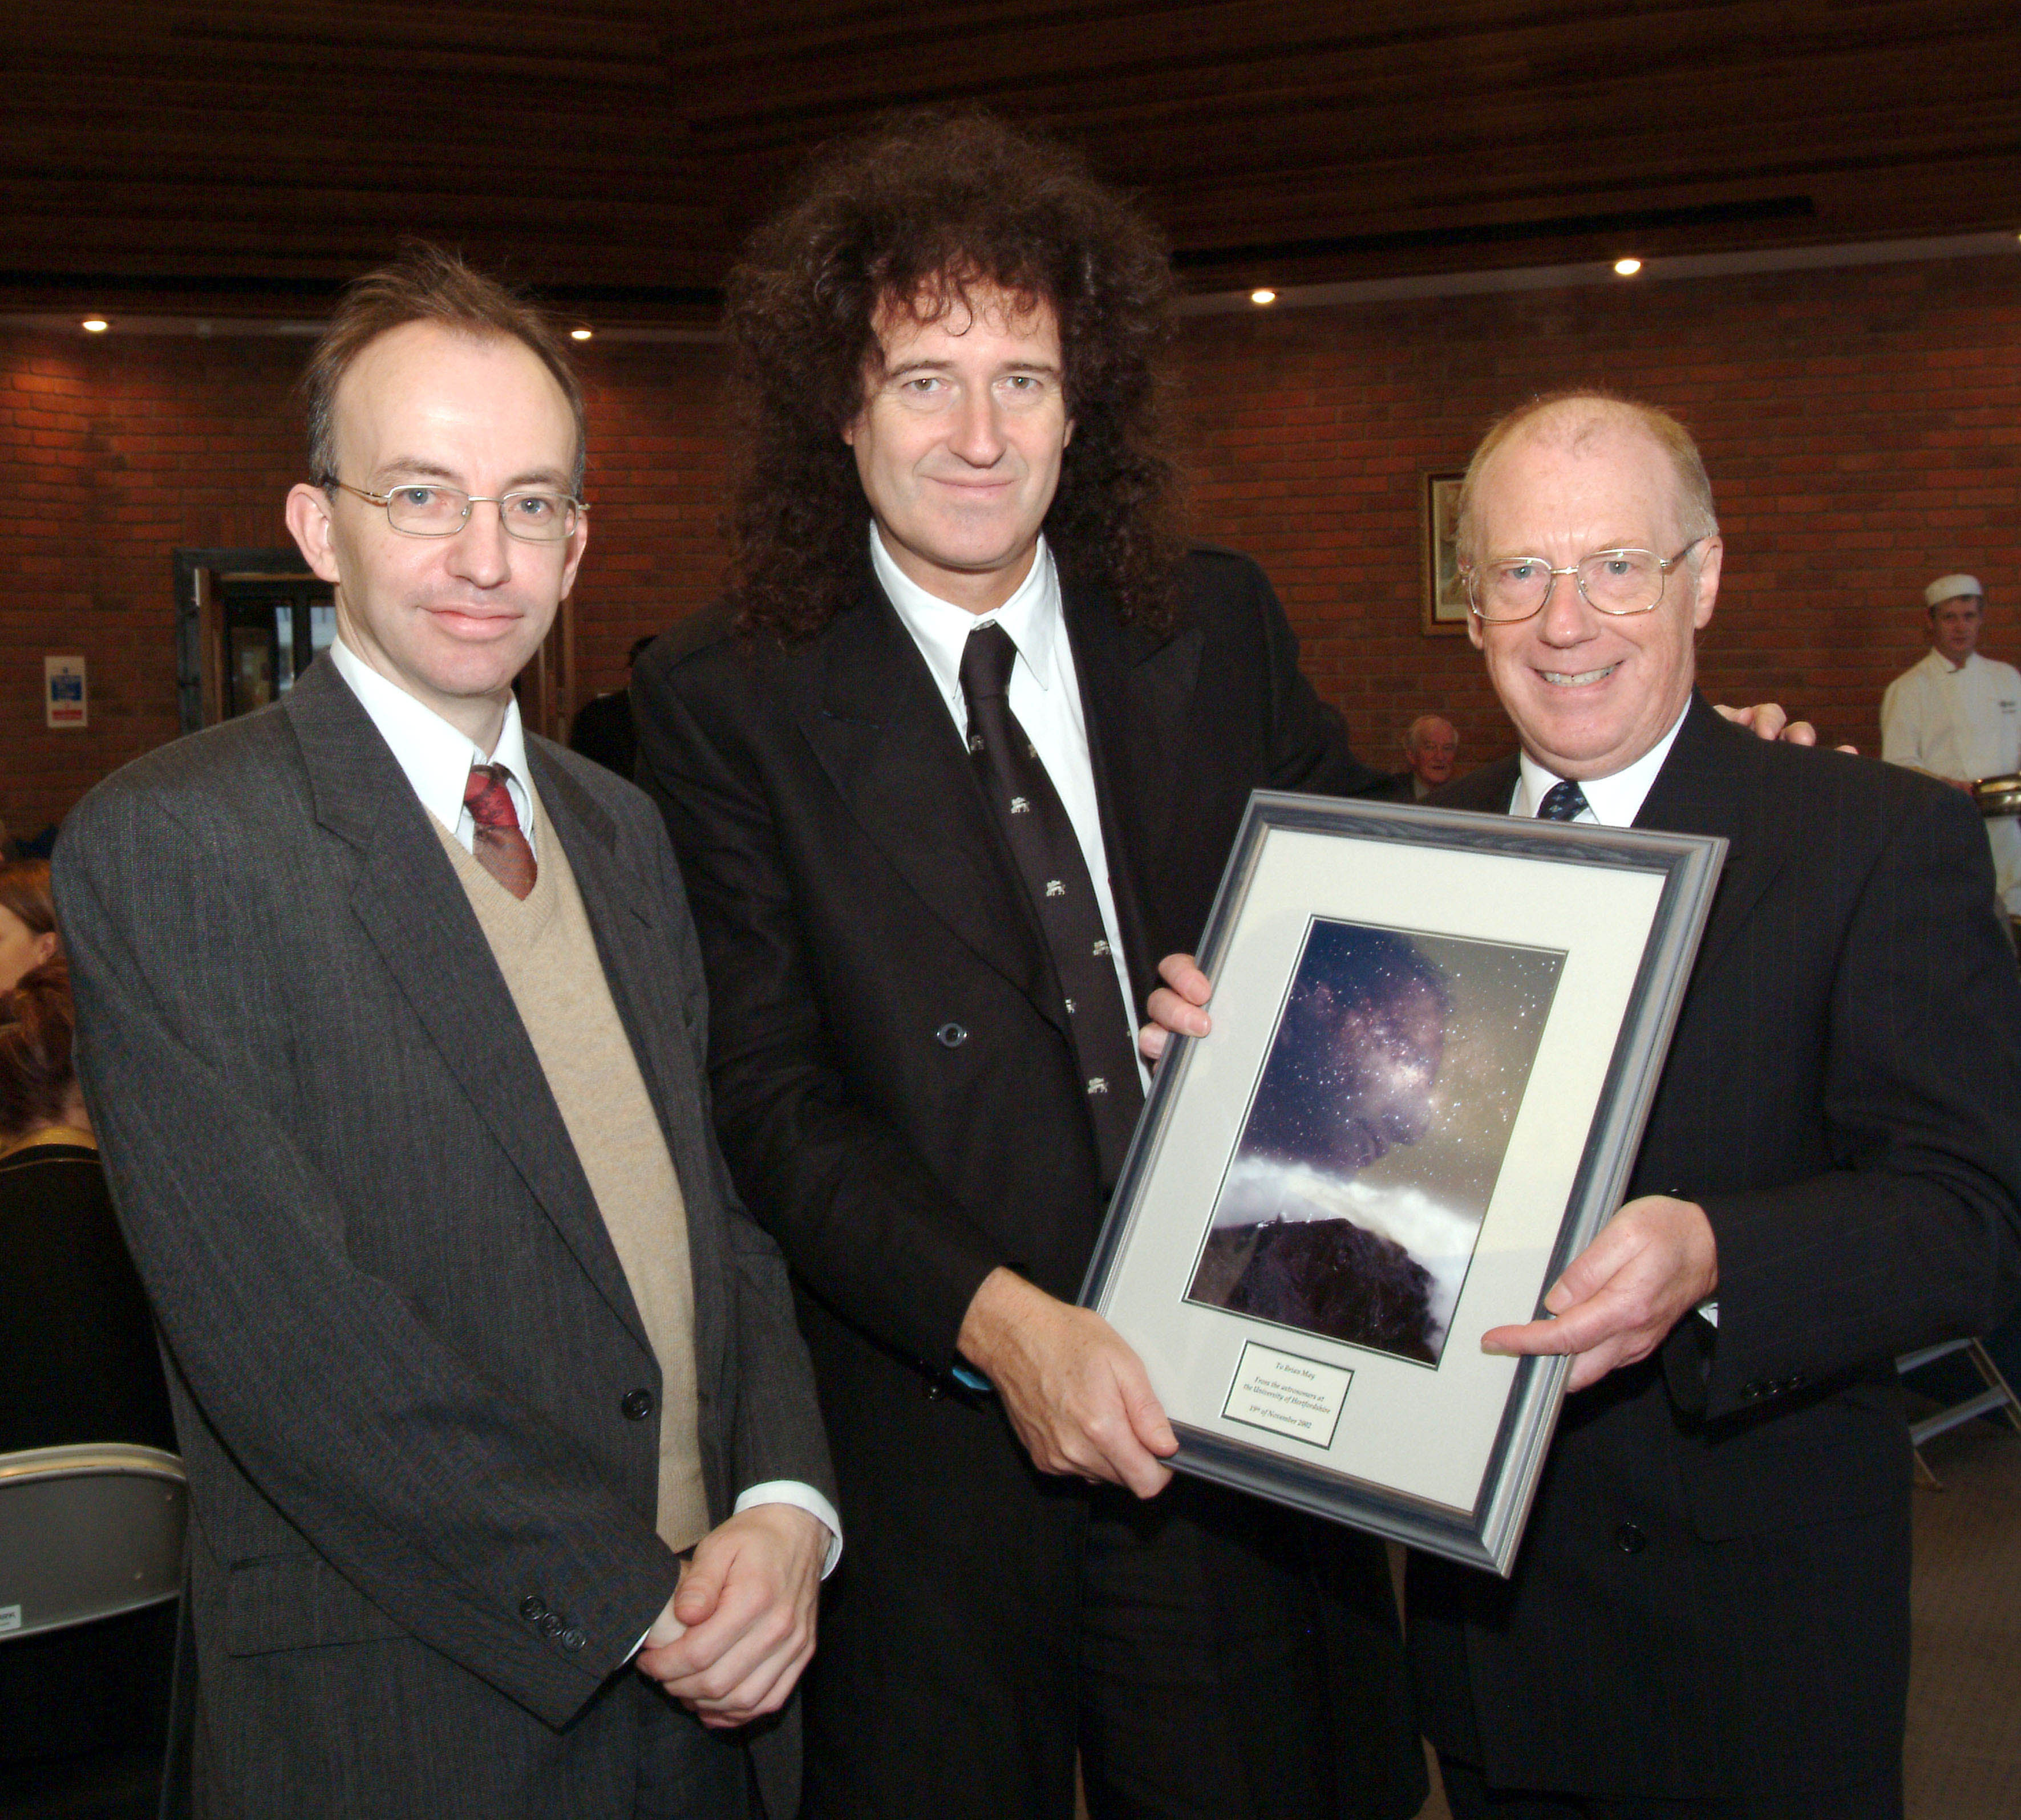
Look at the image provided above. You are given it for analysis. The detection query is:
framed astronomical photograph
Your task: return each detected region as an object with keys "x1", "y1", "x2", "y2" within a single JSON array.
[
  {"x1": 1421, "y1": 469, "x2": 1469, "y2": 634},
  {"x1": 1082, "y1": 792, "x2": 1725, "y2": 1574}
]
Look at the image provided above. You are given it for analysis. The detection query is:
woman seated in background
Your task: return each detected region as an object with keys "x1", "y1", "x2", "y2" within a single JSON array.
[
  {"x1": 0, "y1": 860, "x2": 58, "y2": 992},
  {"x1": 0, "y1": 958, "x2": 177, "y2": 1770}
]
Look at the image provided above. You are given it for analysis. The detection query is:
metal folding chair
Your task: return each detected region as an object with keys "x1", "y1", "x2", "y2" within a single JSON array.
[
  {"x1": 0, "y1": 1443, "x2": 186, "y2": 1641},
  {"x1": 1896, "y1": 1337, "x2": 2021, "y2": 1490}
]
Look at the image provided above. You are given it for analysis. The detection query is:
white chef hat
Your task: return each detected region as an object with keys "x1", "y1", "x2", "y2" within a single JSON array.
[{"x1": 1925, "y1": 574, "x2": 1983, "y2": 609}]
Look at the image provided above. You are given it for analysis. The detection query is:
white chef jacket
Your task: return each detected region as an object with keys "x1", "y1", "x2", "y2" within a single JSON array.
[{"x1": 1880, "y1": 647, "x2": 2021, "y2": 912}]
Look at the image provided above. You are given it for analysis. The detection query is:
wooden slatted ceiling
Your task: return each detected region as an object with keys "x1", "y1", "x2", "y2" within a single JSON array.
[{"x1": 0, "y1": 1, "x2": 2014, "y2": 314}]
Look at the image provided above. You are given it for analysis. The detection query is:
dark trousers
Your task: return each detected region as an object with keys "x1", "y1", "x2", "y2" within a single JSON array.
[
  {"x1": 800, "y1": 1400, "x2": 1418, "y2": 1819},
  {"x1": 1438, "y1": 1756, "x2": 1903, "y2": 1820},
  {"x1": 632, "y1": 1679, "x2": 751, "y2": 1820}
]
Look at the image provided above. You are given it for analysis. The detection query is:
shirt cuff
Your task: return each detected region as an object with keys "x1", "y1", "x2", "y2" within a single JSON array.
[{"x1": 734, "y1": 1481, "x2": 844, "y2": 1578}]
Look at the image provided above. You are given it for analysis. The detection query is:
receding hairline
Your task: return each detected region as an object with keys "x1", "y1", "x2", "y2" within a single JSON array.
[
  {"x1": 323, "y1": 321, "x2": 581, "y2": 484},
  {"x1": 1404, "y1": 713, "x2": 1457, "y2": 748},
  {"x1": 1455, "y1": 391, "x2": 1720, "y2": 567}
]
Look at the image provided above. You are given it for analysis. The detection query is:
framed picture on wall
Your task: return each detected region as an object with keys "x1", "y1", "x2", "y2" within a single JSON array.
[
  {"x1": 1421, "y1": 469, "x2": 1469, "y2": 634},
  {"x1": 1080, "y1": 791, "x2": 1724, "y2": 1573}
]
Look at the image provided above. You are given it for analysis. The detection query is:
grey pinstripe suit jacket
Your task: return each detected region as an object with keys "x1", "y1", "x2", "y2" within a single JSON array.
[{"x1": 55, "y1": 656, "x2": 832, "y2": 1818}]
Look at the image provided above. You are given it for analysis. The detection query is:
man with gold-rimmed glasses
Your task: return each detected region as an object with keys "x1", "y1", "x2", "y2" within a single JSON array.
[
  {"x1": 1151, "y1": 390, "x2": 2021, "y2": 1818},
  {"x1": 1406, "y1": 391, "x2": 2021, "y2": 1819}
]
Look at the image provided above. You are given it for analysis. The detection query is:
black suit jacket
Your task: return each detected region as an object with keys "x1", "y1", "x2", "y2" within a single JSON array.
[
  {"x1": 55, "y1": 659, "x2": 833, "y2": 1818},
  {"x1": 635, "y1": 547, "x2": 1425, "y2": 1814},
  {"x1": 1408, "y1": 696, "x2": 2021, "y2": 1799}
]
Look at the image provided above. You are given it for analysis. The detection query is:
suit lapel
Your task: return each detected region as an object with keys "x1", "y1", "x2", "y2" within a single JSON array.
[
  {"x1": 1065, "y1": 586, "x2": 1202, "y2": 1006},
  {"x1": 531, "y1": 747, "x2": 731, "y2": 1389},
  {"x1": 793, "y1": 586, "x2": 1064, "y2": 1033},
  {"x1": 284, "y1": 662, "x2": 651, "y2": 1355},
  {"x1": 1632, "y1": 696, "x2": 1783, "y2": 979}
]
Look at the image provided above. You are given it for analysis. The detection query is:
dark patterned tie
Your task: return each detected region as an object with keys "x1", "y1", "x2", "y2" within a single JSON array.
[
  {"x1": 464, "y1": 763, "x2": 537, "y2": 899},
  {"x1": 1536, "y1": 779, "x2": 1590, "y2": 822},
  {"x1": 959, "y1": 623, "x2": 1144, "y2": 1187}
]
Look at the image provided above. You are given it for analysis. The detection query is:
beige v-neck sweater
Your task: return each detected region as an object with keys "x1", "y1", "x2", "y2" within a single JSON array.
[{"x1": 437, "y1": 802, "x2": 707, "y2": 1552}]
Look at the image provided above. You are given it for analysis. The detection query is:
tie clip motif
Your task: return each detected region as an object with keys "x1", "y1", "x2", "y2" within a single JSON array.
[
  {"x1": 1045, "y1": 879, "x2": 1065, "y2": 897},
  {"x1": 1092, "y1": 939, "x2": 1110, "y2": 957},
  {"x1": 1088, "y1": 1077, "x2": 1108, "y2": 1095},
  {"x1": 1010, "y1": 796, "x2": 1030, "y2": 814}
]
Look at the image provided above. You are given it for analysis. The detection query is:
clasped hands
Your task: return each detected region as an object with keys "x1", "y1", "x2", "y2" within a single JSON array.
[
  {"x1": 635, "y1": 1502, "x2": 829, "y2": 1728},
  {"x1": 1143, "y1": 955, "x2": 1718, "y2": 1395}
]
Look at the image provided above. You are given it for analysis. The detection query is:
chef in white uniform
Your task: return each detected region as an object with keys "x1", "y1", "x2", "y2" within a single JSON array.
[{"x1": 1881, "y1": 573, "x2": 2021, "y2": 911}]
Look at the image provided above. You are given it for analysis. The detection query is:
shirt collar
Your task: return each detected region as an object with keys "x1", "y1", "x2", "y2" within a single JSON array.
[
  {"x1": 328, "y1": 634, "x2": 533, "y2": 839},
  {"x1": 1926, "y1": 646, "x2": 1976, "y2": 676},
  {"x1": 1514, "y1": 700, "x2": 1690, "y2": 827},
  {"x1": 870, "y1": 525, "x2": 1062, "y2": 715}
]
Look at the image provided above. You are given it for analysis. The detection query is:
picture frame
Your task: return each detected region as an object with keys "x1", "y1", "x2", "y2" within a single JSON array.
[
  {"x1": 1082, "y1": 792, "x2": 1726, "y2": 1574},
  {"x1": 1421, "y1": 469, "x2": 1469, "y2": 634}
]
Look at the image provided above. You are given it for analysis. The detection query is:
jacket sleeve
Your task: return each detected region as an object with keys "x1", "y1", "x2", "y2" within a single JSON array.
[
  {"x1": 1687, "y1": 779, "x2": 2021, "y2": 1419},
  {"x1": 649, "y1": 803, "x2": 839, "y2": 1507},
  {"x1": 55, "y1": 779, "x2": 679, "y2": 1728},
  {"x1": 632, "y1": 651, "x2": 1009, "y2": 1373}
]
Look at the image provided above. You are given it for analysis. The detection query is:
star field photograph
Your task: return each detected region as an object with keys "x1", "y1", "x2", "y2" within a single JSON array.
[{"x1": 1186, "y1": 917, "x2": 1565, "y2": 1365}]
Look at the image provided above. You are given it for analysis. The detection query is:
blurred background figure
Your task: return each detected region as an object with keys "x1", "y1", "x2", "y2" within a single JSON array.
[
  {"x1": 1370, "y1": 712, "x2": 1460, "y2": 801},
  {"x1": 0, "y1": 861, "x2": 59, "y2": 992},
  {"x1": 0, "y1": 958, "x2": 177, "y2": 1781},
  {"x1": 566, "y1": 633, "x2": 656, "y2": 779},
  {"x1": 1882, "y1": 574, "x2": 2021, "y2": 914}
]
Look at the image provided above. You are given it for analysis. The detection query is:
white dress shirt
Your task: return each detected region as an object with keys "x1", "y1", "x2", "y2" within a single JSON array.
[
  {"x1": 1509, "y1": 706, "x2": 1688, "y2": 826},
  {"x1": 328, "y1": 638, "x2": 841, "y2": 1574},
  {"x1": 872, "y1": 528, "x2": 1152, "y2": 1092}
]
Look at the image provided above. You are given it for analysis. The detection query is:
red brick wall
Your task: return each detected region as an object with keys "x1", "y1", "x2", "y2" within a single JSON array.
[
  {"x1": 2, "y1": 251, "x2": 2015, "y2": 837},
  {"x1": 1174, "y1": 251, "x2": 2021, "y2": 772}
]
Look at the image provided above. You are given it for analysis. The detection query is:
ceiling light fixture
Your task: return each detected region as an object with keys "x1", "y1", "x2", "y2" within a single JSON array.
[
  {"x1": 1613, "y1": 257, "x2": 1643, "y2": 276},
  {"x1": 570, "y1": 327, "x2": 593, "y2": 342},
  {"x1": 1249, "y1": 288, "x2": 1277, "y2": 306},
  {"x1": 81, "y1": 318, "x2": 109, "y2": 333}
]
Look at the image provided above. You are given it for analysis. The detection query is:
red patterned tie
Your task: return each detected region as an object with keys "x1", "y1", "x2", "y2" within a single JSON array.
[{"x1": 464, "y1": 763, "x2": 536, "y2": 899}]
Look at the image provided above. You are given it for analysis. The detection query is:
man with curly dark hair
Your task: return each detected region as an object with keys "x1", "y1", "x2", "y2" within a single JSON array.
[{"x1": 633, "y1": 110, "x2": 1423, "y2": 1819}]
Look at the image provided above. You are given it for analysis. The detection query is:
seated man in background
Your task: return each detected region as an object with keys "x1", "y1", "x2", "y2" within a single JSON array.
[
  {"x1": 1153, "y1": 391, "x2": 2021, "y2": 1818},
  {"x1": 1881, "y1": 573, "x2": 2021, "y2": 913},
  {"x1": 1371, "y1": 712, "x2": 1460, "y2": 800}
]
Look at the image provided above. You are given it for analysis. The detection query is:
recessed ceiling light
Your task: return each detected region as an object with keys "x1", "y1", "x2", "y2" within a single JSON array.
[
  {"x1": 1613, "y1": 257, "x2": 1643, "y2": 277},
  {"x1": 570, "y1": 327, "x2": 593, "y2": 341},
  {"x1": 81, "y1": 318, "x2": 109, "y2": 333},
  {"x1": 1249, "y1": 288, "x2": 1277, "y2": 306}
]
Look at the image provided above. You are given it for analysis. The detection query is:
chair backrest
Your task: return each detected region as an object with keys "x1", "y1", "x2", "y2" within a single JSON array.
[{"x1": 0, "y1": 1443, "x2": 187, "y2": 1642}]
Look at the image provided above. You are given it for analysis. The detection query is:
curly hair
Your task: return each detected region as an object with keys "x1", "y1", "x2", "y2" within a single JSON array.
[{"x1": 723, "y1": 107, "x2": 1184, "y2": 642}]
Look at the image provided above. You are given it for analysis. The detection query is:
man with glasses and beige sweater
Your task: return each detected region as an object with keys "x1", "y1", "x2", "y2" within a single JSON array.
[{"x1": 55, "y1": 248, "x2": 835, "y2": 1819}]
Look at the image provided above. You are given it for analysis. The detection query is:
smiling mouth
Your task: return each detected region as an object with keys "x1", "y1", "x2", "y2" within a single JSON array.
[{"x1": 1539, "y1": 662, "x2": 1619, "y2": 687}]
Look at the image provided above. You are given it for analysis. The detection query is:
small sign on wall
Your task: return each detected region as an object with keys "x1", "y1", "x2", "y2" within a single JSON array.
[{"x1": 45, "y1": 654, "x2": 87, "y2": 729}]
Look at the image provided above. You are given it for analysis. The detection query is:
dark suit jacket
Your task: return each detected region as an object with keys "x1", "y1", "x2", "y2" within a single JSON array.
[
  {"x1": 54, "y1": 658, "x2": 833, "y2": 1819},
  {"x1": 1408, "y1": 695, "x2": 2021, "y2": 1799},
  {"x1": 635, "y1": 547, "x2": 1427, "y2": 1815}
]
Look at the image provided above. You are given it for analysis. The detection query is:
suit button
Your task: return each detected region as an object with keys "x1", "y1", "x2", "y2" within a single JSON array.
[
  {"x1": 560, "y1": 1628, "x2": 586, "y2": 1652},
  {"x1": 936, "y1": 1023, "x2": 968, "y2": 1048},
  {"x1": 924, "y1": 1379, "x2": 943, "y2": 1400},
  {"x1": 520, "y1": 1595, "x2": 547, "y2": 1622},
  {"x1": 621, "y1": 1388, "x2": 655, "y2": 1421},
  {"x1": 1739, "y1": 1380, "x2": 1763, "y2": 1401},
  {"x1": 541, "y1": 1613, "x2": 566, "y2": 1637},
  {"x1": 1614, "y1": 1522, "x2": 1648, "y2": 1554}
]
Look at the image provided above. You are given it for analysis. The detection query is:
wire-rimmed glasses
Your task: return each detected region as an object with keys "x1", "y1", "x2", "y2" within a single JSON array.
[
  {"x1": 327, "y1": 479, "x2": 585, "y2": 544},
  {"x1": 1465, "y1": 540, "x2": 1704, "y2": 623}
]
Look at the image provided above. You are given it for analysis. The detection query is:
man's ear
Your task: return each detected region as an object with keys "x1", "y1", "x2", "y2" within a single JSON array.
[
  {"x1": 285, "y1": 483, "x2": 343, "y2": 586},
  {"x1": 1691, "y1": 537, "x2": 1723, "y2": 631}
]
